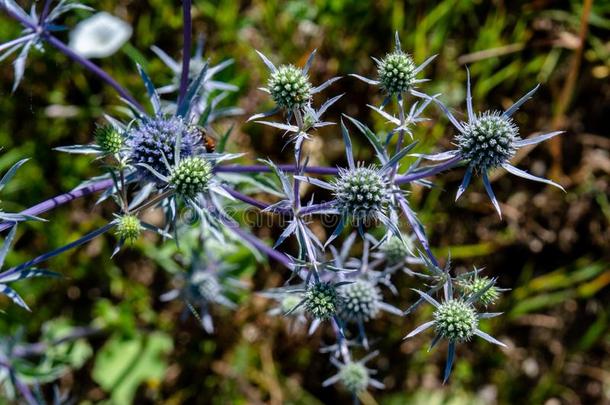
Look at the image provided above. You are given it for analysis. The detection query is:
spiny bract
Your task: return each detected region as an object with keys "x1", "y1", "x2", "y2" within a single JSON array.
[
  {"x1": 339, "y1": 362, "x2": 370, "y2": 394},
  {"x1": 339, "y1": 280, "x2": 381, "y2": 322},
  {"x1": 380, "y1": 236, "x2": 410, "y2": 266},
  {"x1": 115, "y1": 214, "x2": 141, "y2": 244},
  {"x1": 460, "y1": 276, "x2": 500, "y2": 306},
  {"x1": 128, "y1": 116, "x2": 200, "y2": 181},
  {"x1": 434, "y1": 300, "x2": 478, "y2": 343},
  {"x1": 333, "y1": 166, "x2": 389, "y2": 222},
  {"x1": 169, "y1": 156, "x2": 212, "y2": 199},
  {"x1": 457, "y1": 111, "x2": 519, "y2": 170},
  {"x1": 94, "y1": 124, "x2": 123, "y2": 154},
  {"x1": 268, "y1": 65, "x2": 312, "y2": 110},
  {"x1": 189, "y1": 271, "x2": 221, "y2": 302},
  {"x1": 378, "y1": 51, "x2": 416, "y2": 95},
  {"x1": 304, "y1": 282, "x2": 340, "y2": 320}
]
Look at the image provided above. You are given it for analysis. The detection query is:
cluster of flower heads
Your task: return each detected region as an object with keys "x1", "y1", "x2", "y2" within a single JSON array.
[{"x1": 0, "y1": 1, "x2": 567, "y2": 402}]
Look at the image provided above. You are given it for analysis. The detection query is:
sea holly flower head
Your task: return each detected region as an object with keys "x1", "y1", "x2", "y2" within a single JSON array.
[
  {"x1": 457, "y1": 268, "x2": 507, "y2": 307},
  {"x1": 94, "y1": 124, "x2": 123, "y2": 155},
  {"x1": 433, "y1": 299, "x2": 478, "y2": 343},
  {"x1": 417, "y1": 68, "x2": 565, "y2": 217},
  {"x1": 351, "y1": 32, "x2": 436, "y2": 104},
  {"x1": 169, "y1": 156, "x2": 213, "y2": 199},
  {"x1": 114, "y1": 214, "x2": 141, "y2": 244},
  {"x1": 332, "y1": 165, "x2": 390, "y2": 223},
  {"x1": 378, "y1": 50, "x2": 416, "y2": 96},
  {"x1": 457, "y1": 111, "x2": 519, "y2": 170},
  {"x1": 338, "y1": 279, "x2": 381, "y2": 323},
  {"x1": 379, "y1": 235, "x2": 412, "y2": 266},
  {"x1": 268, "y1": 64, "x2": 312, "y2": 110},
  {"x1": 304, "y1": 281, "x2": 342, "y2": 320},
  {"x1": 323, "y1": 351, "x2": 384, "y2": 395},
  {"x1": 189, "y1": 271, "x2": 221, "y2": 302},
  {"x1": 128, "y1": 116, "x2": 200, "y2": 182},
  {"x1": 405, "y1": 279, "x2": 506, "y2": 382}
]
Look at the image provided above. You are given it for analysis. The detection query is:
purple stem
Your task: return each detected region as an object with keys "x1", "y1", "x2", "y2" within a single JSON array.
[
  {"x1": 221, "y1": 185, "x2": 270, "y2": 210},
  {"x1": 394, "y1": 156, "x2": 461, "y2": 185},
  {"x1": 221, "y1": 216, "x2": 293, "y2": 269},
  {"x1": 215, "y1": 164, "x2": 339, "y2": 175},
  {"x1": 177, "y1": 0, "x2": 192, "y2": 106},
  {"x1": 1, "y1": 6, "x2": 144, "y2": 112},
  {"x1": 0, "y1": 179, "x2": 113, "y2": 232},
  {"x1": 40, "y1": 0, "x2": 53, "y2": 22},
  {"x1": 299, "y1": 201, "x2": 334, "y2": 216}
]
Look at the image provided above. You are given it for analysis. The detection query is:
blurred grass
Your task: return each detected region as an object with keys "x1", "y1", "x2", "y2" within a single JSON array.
[{"x1": 0, "y1": 0, "x2": 609, "y2": 404}]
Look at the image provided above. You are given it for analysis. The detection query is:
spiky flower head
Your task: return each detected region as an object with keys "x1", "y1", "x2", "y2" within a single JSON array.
[
  {"x1": 115, "y1": 214, "x2": 141, "y2": 244},
  {"x1": 434, "y1": 300, "x2": 478, "y2": 343},
  {"x1": 459, "y1": 276, "x2": 500, "y2": 306},
  {"x1": 380, "y1": 236, "x2": 410, "y2": 266},
  {"x1": 339, "y1": 280, "x2": 381, "y2": 323},
  {"x1": 378, "y1": 51, "x2": 416, "y2": 95},
  {"x1": 128, "y1": 116, "x2": 200, "y2": 182},
  {"x1": 338, "y1": 362, "x2": 370, "y2": 394},
  {"x1": 189, "y1": 271, "x2": 221, "y2": 302},
  {"x1": 333, "y1": 166, "x2": 390, "y2": 222},
  {"x1": 95, "y1": 124, "x2": 123, "y2": 154},
  {"x1": 304, "y1": 282, "x2": 340, "y2": 320},
  {"x1": 457, "y1": 111, "x2": 520, "y2": 170},
  {"x1": 169, "y1": 156, "x2": 213, "y2": 199},
  {"x1": 268, "y1": 65, "x2": 312, "y2": 110}
]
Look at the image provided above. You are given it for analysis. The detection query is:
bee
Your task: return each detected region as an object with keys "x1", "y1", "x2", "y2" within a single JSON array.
[{"x1": 193, "y1": 126, "x2": 216, "y2": 153}]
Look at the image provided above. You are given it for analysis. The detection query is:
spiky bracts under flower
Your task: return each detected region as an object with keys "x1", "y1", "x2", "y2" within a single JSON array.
[
  {"x1": 115, "y1": 214, "x2": 141, "y2": 244},
  {"x1": 377, "y1": 51, "x2": 416, "y2": 96},
  {"x1": 128, "y1": 116, "x2": 200, "y2": 182},
  {"x1": 339, "y1": 280, "x2": 381, "y2": 323},
  {"x1": 434, "y1": 300, "x2": 478, "y2": 343},
  {"x1": 380, "y1": 236, "x2": 410, "y2": 266},
  {"x1": 94, "y1": 125, "x2": 123, "y2": 155},
  {"x1": 169, "y1": 157, "x2": 213, "y2": 199},
  {"x1": 338, "y1": 362, "x2": 370, "y2": 394},
  {"x1": 304, "y1": 282, "x2": 340, "y2": 320},
  {"x1": 333, "y1": 166, "x2": 390, "y2": 222},
  {"x1": 268, "y1": 65, "x2": 312, "y2": 110},
  {"x1": 459, "y1": 276, "x2": 500, "y2": 306},
  {"x1": 188, "y1": 271, "x2": 221, "y2": 302},
  {"x1": 457, "y1": 111, "x2": 519, "y2": 170}
]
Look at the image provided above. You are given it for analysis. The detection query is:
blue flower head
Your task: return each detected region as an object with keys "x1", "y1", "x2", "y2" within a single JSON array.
[{"x1": 127, "y1": 116, "x2": 201, "y2": 183}]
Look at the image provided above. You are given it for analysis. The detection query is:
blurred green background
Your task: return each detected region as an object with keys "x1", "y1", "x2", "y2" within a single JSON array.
[{"x1": 1, "y1": 0, "x2": 609, "y2": 404}]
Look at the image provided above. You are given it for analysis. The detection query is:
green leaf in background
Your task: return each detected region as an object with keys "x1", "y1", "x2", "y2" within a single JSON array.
[{"x1": 92, "y1": 331, "x2": 173, "y2": 404}]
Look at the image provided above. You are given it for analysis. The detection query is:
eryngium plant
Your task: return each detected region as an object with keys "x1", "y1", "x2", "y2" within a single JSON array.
[{"x1": 0, "y1": 0, "x2": 566, "y2": 402}]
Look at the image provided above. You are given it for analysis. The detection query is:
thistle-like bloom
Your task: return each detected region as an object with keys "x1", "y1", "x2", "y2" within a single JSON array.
[
  {"x1": 322, "y1": 351, "x2": 384, "y2": 396},
  {"x1": 404, "y1": 280, "x2": 506, "y2": 382},
  {"x1": 169, "y1": 156, "x2": 213, "y2": 199},
  {"x1": 94, "y1": 124, "x2": 123, "y2": 155},
  {"x1": 249, "y1": 49, "x2": 341, "y2": 118},
  {"x1": 379, "y1": 236, "x2": 412, "y2": 266},
  {"x1": 417, "y1": 69, "x2": 564, "y2": 217},
  {"x1": 268, "y1": 65, "x2": 312, "y2": 110},
  {"x1": 127, "y1": 116, "x2": 200, "y2": 182},
  {"x1": 339, "y1": 279, "x2": 382, "y2": 323},
  {"x1": 332, "y1": 165, "x2": 390, "y2": 224},
  {"x1": 296, "y1": 118, "x2": 416, "y2": 242},
  {"x1": 114, "y1": 214, "x2": 141, "y2": 244},
  {"x1": 351, "y1": 32, "x2": 436, "y2": 105},
  {"x1": 457, "y1": 268, "x2": 508, "y2": 307},
  {"x1": 303, "y1": 281, "x2": 342, "y2": 321},
  {"x1": 160, "y1": 248, "x2": 241, "y2": 334}
]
